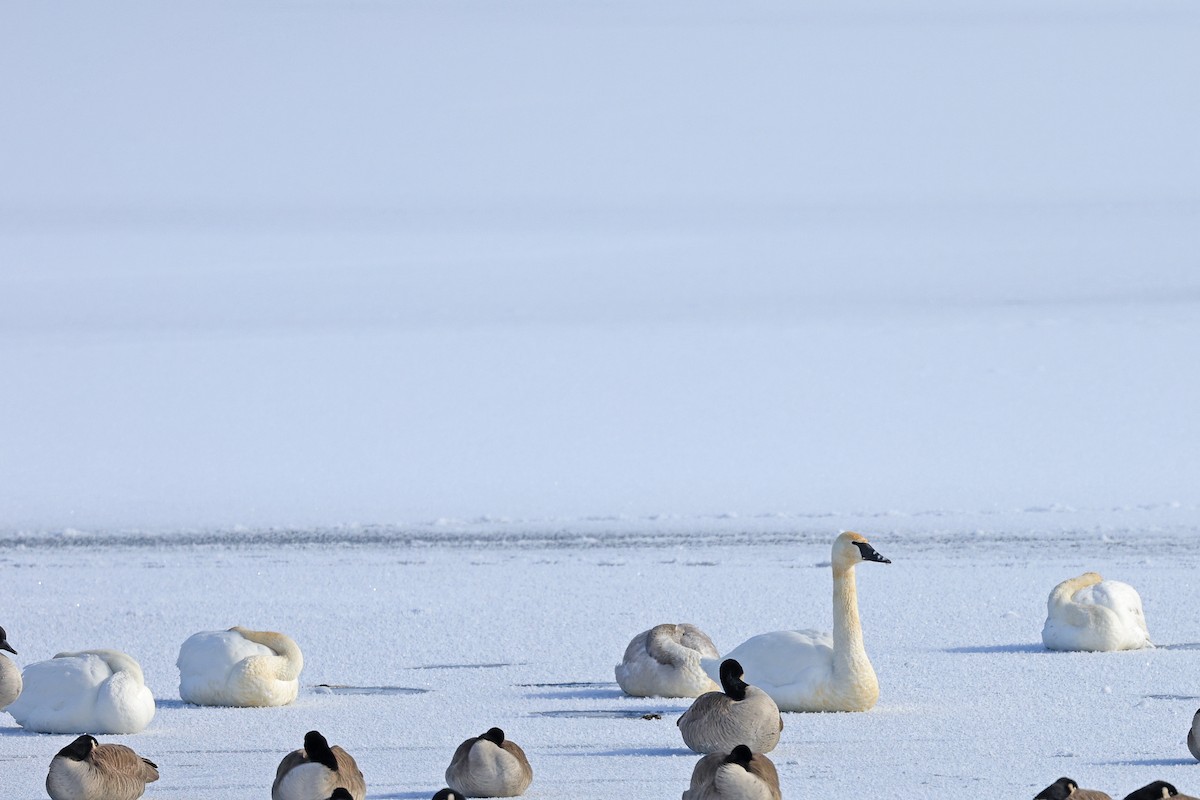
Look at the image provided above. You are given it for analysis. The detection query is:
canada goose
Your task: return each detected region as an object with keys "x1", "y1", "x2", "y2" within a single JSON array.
[
  {"x1": 1188, "y1": 708, "x2": 1200, "y2": 761},
  {"x1": 678, "y1": 659, "x2": 782, "y2": 754},
  {"x1": 272, "y1": 730, "x2": 366, "y2": 800},
  {"x1": 0, "y1": 625, "x2": 20, "y2": 710},
  {"x1": 7, "y1": 649, "x2": 156, "y2": 734},
  {"x1": 445, "y1": 727, "x2": 533, "y2": 797},
  {"x1": 1034, "y1": 777, "x2": 1112, "y2": 800},
  {"x1": 178, "y1": 626, "x2": 303, "y2": 707},
  {"x1": 616, "y1": 623, "x2": 721, "y2": 698},
  {"x1": 682, "y1": 744, "x2": 781, "y2": 800},
  {"x1": 702, "y1": 532, "x2": 890, "y2": 712},
  {"x1": 433, "y1": 790, "x2": 464, "y2": 800},
  {"x1": 46, "y1": 734, "x2": 159, "y2": 800},
  {"x1": 1041, "y1": 572, "x2": 1151, "y2": 652},
  {"x1": 329, "y1": 791, "x2": 355, "y2": 800},
  {"x1": 1121, "y1": 781, "x2": 1200, "y2": 800}
]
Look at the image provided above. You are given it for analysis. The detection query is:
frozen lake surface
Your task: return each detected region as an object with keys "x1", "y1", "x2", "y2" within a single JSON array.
[{"x1": 3, "y1": 525, "x2": 1200, "y2": 798}]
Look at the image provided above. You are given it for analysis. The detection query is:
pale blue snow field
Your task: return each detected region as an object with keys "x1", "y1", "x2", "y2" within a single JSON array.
[{"x1": 2, "y1": 0, "x2": 1200, "y2": 798}]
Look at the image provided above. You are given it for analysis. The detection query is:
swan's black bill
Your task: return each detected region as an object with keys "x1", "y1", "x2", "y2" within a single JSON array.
[{"x1": 854, "y1": 541, "x2": 891, "y2": 563}]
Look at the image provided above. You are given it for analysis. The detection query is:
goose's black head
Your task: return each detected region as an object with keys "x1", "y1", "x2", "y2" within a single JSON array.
[
  {"x1": 1124, "y1": 781, "x2": 1179, "y2": 800},
  {"x1": 725, "y1": 745, "x2": 754, "y2": 771},
  {"x1": 480, "y1": 727, "x2": 506, "y2": 746},
  {"x1": 329, "y1": 790, "x2": 355, "y2": 800},
  {"x1": 303, "y1": 730, "x2": 339, "y2": 772},
  {"x1": 57, "y1": 735, "x2": 97, "y2": 762},
  {"x1": 718, "y1": 659, "x2": 749, "y2": 701},
  {"x1": 1034, "y1": 778, "x2": 1077, "y2": 800},
  {"x1": 0, "y1": 625, "x2": 15, "y2": 655},
  {"x1": 432, "y1": 790, "x2": 461, "y2": 800}
]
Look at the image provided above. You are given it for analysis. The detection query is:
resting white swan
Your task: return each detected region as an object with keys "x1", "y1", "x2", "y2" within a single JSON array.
[
  {"x1": 615, "y1": 623, "x2": 720, "y2": 698},
  {"x1": 703, "y1": 531, "x2": 890, "y2": 712},
  {"x1": 0, "y1": 625, "x2": 21, "y2": 710},
  {"x1": 177, "y1": 626, "x2": 303, "y2": 707},
  {"x1": 1035, "y1": 777, "x2": 1112, "y2": 799},
  {"x1": 1041, "y1": 572, "x2": 1152, "y2": 652},
  {"x1": 1189, "y1": 708, "x2": 1200, "y2": 762},
  {"x1": 445, "y1": 727, "x2": 533, "y2": 798},
  {"x1": 678, "y1": 659, "x2": 782, "y2": 754},
  {"x1": 46, "y1": 734, "x2": 159, "y2": 800},
  {"x1": 682, "y1": 745, "x2": 781, "y2": 800},
  {"x1": 7, "y1": 649, "x2": 155, "y2": 734},
  {"x1": 273, "y1": 730, "x2": 366, "y2": 800}
]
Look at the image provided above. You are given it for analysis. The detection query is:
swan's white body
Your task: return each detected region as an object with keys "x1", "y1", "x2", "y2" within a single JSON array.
[
  {"x1": 445, "y1": 729, "x2": 533, "y2": 798},
  {"x1": 1041, "y1": 572, "x2": 1152, "y2": 652},
  {"x1": 615, "y1": 623, "x2": 720, "y2": 698},
  {"x1": 7, "y1": 649, "x2": 155, "y2": 734},
  {"x1": 678, "y1": 661, "x2": 781, "y2": 754},
  {"x1": 178, "y1": 626, "x2": 302, "y2": 707},
  {"x1": 703, "y1": 531, "x2": 889, "y2": 712},
  {"x1": 682, "y1": 747, "x2": 781, "y2": 800}
]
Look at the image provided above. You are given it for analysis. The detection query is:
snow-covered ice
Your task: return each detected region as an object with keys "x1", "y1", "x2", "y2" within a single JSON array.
[{"x1": 2, "y1": 0, "x2": 1200, "y2": 797}]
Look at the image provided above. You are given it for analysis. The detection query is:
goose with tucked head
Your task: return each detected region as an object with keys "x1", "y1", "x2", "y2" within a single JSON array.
[
  {"x1": 1188, "y1": 708, "x2": 1200, "y2": 762},
  {"x1": 272, "y1": 730, "x2": 366, "y2": 800},
  {"x1": 703, "y1": 531, "x2": 890, "y2": 712},
  {"x1": 329, "y1": 791, "x2": 355, "y2": 800},
  {"x1": 1122, "y1": 781, "x2": 1200, "y2": 800},
  {"x1": 616, "y1": 623, "x2": 720, "y2": 698},
  {"x1": 678, "y1": 659, "x2": 782, "y2": 754},
  {"x1": 1042, "y1": 572, "x2": 1152, "y2": 652},
  {"x1": 7, "y1": 649, "x2": 156, "y2": 734},
  {"x1": 178, "y1": 626, "x2": 303, "y2": 707},
  {"x1": 0, "y1": 625, "x2": 20, "y2": 710},
  {"x1": 46, "y1": 734, "x2": 159, "y2": 800},
  {"x1": 445, "y1": 727, "x2": 533, "y2": 798},
  {"x1": 1035, "y1": 777, "x2": 1112, "y2": 800},
  {"x1": 433, "y1": 790, "x2": 463, "y2": 800},
  {"x1": 682, "y1": 745, "x2": 781, "y2": 800}
]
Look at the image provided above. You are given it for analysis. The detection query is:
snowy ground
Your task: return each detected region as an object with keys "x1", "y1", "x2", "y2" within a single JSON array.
[
  {"x1": 3, "y1": 0, "x2": 1200, "y2": 797},
  {"x1": 3, "y1": 528, "x2": 1200, "y2": 799}
]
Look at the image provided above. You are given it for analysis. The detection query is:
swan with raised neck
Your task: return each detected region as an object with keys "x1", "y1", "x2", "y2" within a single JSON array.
[{"x1": 703, "y1": 531, "x2": 890, "y2": 712}]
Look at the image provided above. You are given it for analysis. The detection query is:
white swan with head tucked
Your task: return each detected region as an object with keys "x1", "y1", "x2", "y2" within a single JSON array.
[
  {"x1": 0, "y1": 625, "x2": 21, "y2": 710},
  {"x1": 615, "y1": 623, "x2": 720, "y2": 698},
  {"x1": 1041, "y1": 572, "x2": 1151, "y2": 652},
  {"x1": 7, "y1": 649, "x2": 156, "y2": 734},
  {"x1": 703, "y1": 531, "x2": 890, "y2": 712},
  {"x1": 682, "y1": 745, "x2": 781, "y2": 800},
  {"x1": 177, "y1": 626, "x2": 303, "y2": 707}
]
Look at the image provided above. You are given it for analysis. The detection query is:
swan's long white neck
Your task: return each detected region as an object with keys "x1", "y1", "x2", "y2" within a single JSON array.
[
  {"x1": 235, "y1": 629, "x2": 303, "y2": 679},
  {"x1": 831, "y1": 564, "x2": 872, "y2": 680}
]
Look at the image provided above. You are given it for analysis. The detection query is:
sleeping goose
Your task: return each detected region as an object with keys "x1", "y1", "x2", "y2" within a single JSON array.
[
  {"x1": 702, "y1": 532, "x2": 890, "y2": 712},
  {"x1": 178, "y1": 626, "x2": 303, "y2": 707},
  {"x1": 1041, "y1": 572, "x2": 1151, "y2": 652},
  {"x1": 329, "y1": 791, "x2": 355, "y2": 800},
  {"x1": 445, "y1": 727, "x2": 533, "y2": 797},
  {"x1": 433, "y1": 790, "x2": 463, "y2": 800},
  {"x1": 7, "y1": 649, "x2": 156, "y2": 734},
  {"x1": 46, "y1": 734, "x2": 159, "y2": 800},
  {"x1": 1034, "y1": 777, "x2": 1112, "y2": 799},
  {"x1": 678, "y1": 659, "x2": 782, "y2": 754},
  {"x1": 1188, "y1": 708, "x2": 1200, "y2": 762},
  {"x1": 1121, "y1": 782, "x2": 1200, "y2": 800},
  {"x1": 616, "y1": 623, "x2": 720, "y2": 698},
  {"x1": 682, "y1": 744, "x2": 781, "y2": 800},
  {"x1": 0, "y1": 625, "x2": 20, "y2": 710},
  {"x1": 272, "y1": 730, "x2": 366, "y2": 800}
]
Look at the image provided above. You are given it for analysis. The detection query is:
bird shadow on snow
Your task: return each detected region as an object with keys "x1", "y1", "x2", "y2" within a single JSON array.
[
  {"x1": 943, "y1": 643, "x2": 1047, "y2": 654},
  {"x1": 371, "y1": 793, "x2": 433, "y2": 799},
  {"x1": 0, "y1": 726, "x2": 40, "y2": 737}
]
